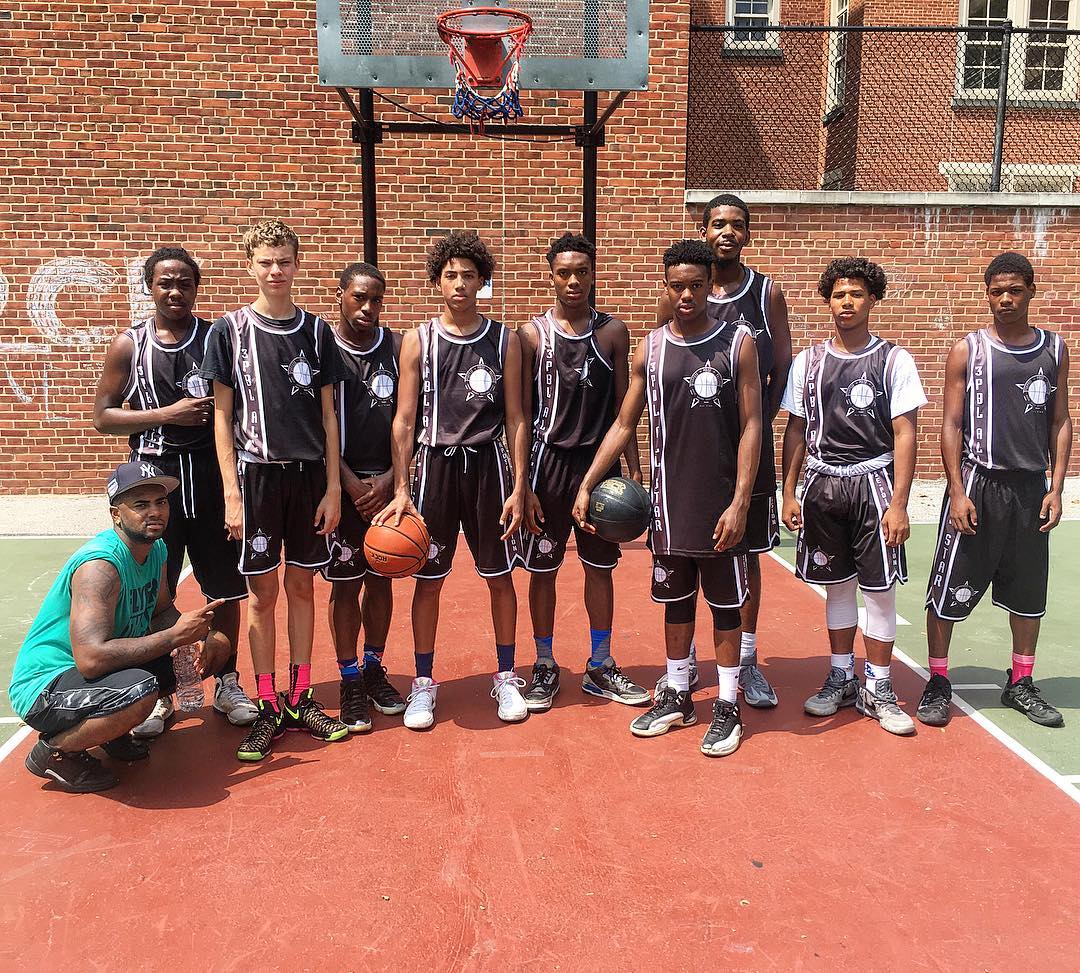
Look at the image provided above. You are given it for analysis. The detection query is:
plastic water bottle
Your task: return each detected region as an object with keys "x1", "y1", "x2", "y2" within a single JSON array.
[{"x1": 173, "y1": 643, "x2": 205, "y2": 712}]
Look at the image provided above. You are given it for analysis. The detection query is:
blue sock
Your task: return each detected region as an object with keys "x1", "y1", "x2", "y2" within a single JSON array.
[
  {"x1": 496, "y1": 643, "x2": 516, "y2": 673},
  {"x1": 415, "y1": 652, "x2": 434, "y2": 680},
  {"x1": 589, "y1": 629, "x2": 612, "y2": 668},
  {"x1": 337, "y1": 656, "x2": 360, "y2": 682},
  {"x1": 363, "y1": 644, "x2": 385, "y2": 671},
  {"x1": 534, "y1": 635, "x2": 555, "y2": 664}
]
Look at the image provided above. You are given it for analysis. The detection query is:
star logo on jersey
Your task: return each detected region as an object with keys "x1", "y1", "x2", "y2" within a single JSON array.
[
  {"x1": 427, "y1": 538, "x2": 446, "y2": 564},
  {"x1": 732, "y1": 312, "x2": 762, "y2": 338},
  {"x1": 366, "y1": 365, "x2": 396, "y2": 405},
  {"x1": 578, "y1": 355, "x2": 595, "y2": 389},
  {"x1": 809, "y1": 548, "x2": 835, "y2": 572},
  {"x1": 652, "y1": 563, "x2": 674, "y2": 589},
  {"x1": 947, "y1": 581, "x2": 979, "y2": 608},
  {"x1": 533, "y1": 534, "x2": 557, "y2": 560},
  {"x1": 458, "y1": 358, "x2": 500, "y2": 402},
  {"x1": 177, "y1": 367, "x2": 210, "y2": 399},
  {"x1": 684, "y1": 362, "x2": 729, "y2": 408},
  {"x1": 1015, "y1": 367, "x2": 1056, "y2": 414},
  {"x1": 247, "y1": 529, "x2": 272, "y2": 558},
  {"x1": 282, "y1": 350, "x2": 318, "y2": 398},
  {"x1": 841, "y1": 372, "x2": 883, "y2": 417}
]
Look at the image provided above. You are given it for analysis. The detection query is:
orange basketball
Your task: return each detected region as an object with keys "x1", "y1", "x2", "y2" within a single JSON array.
[{"x1": 364, "y1": 513, "x2": 431, "y2": 579}]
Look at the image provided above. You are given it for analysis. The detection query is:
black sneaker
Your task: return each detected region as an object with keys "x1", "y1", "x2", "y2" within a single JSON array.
[
  {"x1": 701, "y1": 699, "x2": 743, "y2": 757},
  {"x1": 917, "y1": 674, "x2": 953, "y2": 727},
  {"x1": 363, "y1": 664, "x2": 407, "y2": 716},
  {"x1": 236, "y1": 700, "x2": 284, "y2": 762},
  {"x1": 1001, "y1": 669, "x2": 1064, "y2": 727},
  {"x1": 804, "y1": 667, "x2": 858, "y2": 717},
  {"x1": 340, "y1": 678, "x2": 373, "y2": 733},
  {"x1": 25, "y1": 740, "x2": 119, "y2": 792},
  {"x1": 282, "y1": 689, "x2": 350, "y2": 742},
  {"x1": 629, "y1": 687, "x2": 696, "y2": 737},
  {"x1": 101, "y1": 735, "x2": 151, "y2": 761},
  {"x1": 524, "y1": 661, "x2": 560, "y2": 712},
  {"x1": 582, "y1": 658, "x2": 651, "y2": 706}
]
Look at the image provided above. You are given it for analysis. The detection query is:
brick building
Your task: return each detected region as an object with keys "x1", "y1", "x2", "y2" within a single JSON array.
[{"x1": 0, "y1": 1, "x2": 1077, "y2": 493}]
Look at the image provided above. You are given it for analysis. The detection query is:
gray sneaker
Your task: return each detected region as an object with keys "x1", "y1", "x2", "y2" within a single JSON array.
[
  {"x1": 653, "y1": 643, "x2": 700, "y2": 696},
  {"x1": 804, "y1": 667, "x2": 858, "y2": 717},
  {"x1": 739, "y1": 663, "x2": 778, "y2": 708},
  {"x1": 856, "y1": 679, "x2": 916, "y2": 736}
]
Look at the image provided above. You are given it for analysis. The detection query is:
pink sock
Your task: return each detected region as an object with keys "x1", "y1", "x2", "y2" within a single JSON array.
[
  {"x1": 929, "y1": 657, "x2": 949, "y2": 679},
  {"x1": 1011, "y1": 654, "x2": 1036, "y2": 683},
  {"x1": 288, "y1": 663, "x2": 311, "y2": 705},
  {"x1": 256, "y1": 672, "x2": 278, "y2": 709}
]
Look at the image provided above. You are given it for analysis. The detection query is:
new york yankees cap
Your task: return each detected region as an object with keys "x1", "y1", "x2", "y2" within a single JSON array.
[{"x1": 106, "y1": 461, "x2": 179, "y2": 503}]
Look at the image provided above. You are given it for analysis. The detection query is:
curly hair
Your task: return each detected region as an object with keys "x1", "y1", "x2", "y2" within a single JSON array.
[
  {"x1": 143, "y1": 247, "x2": 201, "y2": 288},
  {"x1": 817, "y1": 257, "x2": 887, "y2": 301},
  {"x1": 546, "y1": 232, "x2": 596, "y2": 268},
  {"x1": 339, "y1": 261, "x2": 385, "y2": 289},
  {"x1": 243, "y1": 219, "x2": 300, "y2": 260},
  {"x1": 985, "y1": 251, "x2": 1034, "y2": 287},
  {"x1": 701, "y1": 193, "x2": 751, "y2": 228},
  {"x1": 426, "y1": 231, "x2": 496, "y2": 284},
  {"x1": 663, "y1": 239, "x2": 715, "y2": 277}
]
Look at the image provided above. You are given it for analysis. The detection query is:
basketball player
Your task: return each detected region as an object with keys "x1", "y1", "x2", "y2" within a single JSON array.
[
  {"x1": 201, "y1": 219, "x2": 349, "y2": 760},
  {"x1": 93, "y1": 247, "x2": 257, "y2": 737},
  {"x1": 781, "y1": 257, "x2": 926, "y2": 736},
  {"x1": 654, "y1": 194, "x2": 790, "y2": 708},
  {"x1": 375, "y1": 231, "x2": 527, "y2": 731},
  {"x1": 324, "y1": 262, "x2": 406, "y2": 732},
  {"x1": 519, "y1": 233, "x2": 649, "y2": 711},
  {"x1": 920, "y1": 252, "x2": 1072, "y2": 728},
  {"x1": 574, "y1": 240, "x2": 763, "y2": 757}
]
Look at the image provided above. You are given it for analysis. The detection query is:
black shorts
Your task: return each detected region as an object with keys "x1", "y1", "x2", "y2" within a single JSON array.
[
  {"x1": 238, "y1": 459, "x2": 331, "y2": 575},
  {"x1": 745, "y1": 492, "x2": 781, "y2": 554},
  {"x1": 796, "y1": 468, "x2": 906, "y2": 591},
  {"x1": 322, "y1": 474, "x2": 378, "y2": 582},
  {"x1": 524, "y1": 442, "x2": 621, "y2": 573},
  {"x1": 651, "y1": 553, "x2": 749, "y2": 609},
  {"x1": 926, "y1": 463, "x2": 1049, "y2": 621},
  {"x1": 22, "y1": 662, "x2": 169, "y2": 739},
  {"x1": 137, "y1": 449, "x2": 246, "y2": 601},
  {"x1": 412, "y1": 441, "x2": 523, "y2": 579}
]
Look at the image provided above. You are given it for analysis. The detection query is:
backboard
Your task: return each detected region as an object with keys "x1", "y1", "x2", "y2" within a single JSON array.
[{"x1": 317, "y1": 0, "x2": 649, "y2": 91}]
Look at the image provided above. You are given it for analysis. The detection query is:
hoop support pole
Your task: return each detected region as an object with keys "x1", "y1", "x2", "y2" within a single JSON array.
[{"x1": 582, "y1": 90, "x2": 598, "y2": 306}]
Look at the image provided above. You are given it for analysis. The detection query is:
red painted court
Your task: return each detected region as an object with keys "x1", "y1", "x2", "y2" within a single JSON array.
[{"x1": 2, "y1": 548, "x2": 1078, "y2": 970}]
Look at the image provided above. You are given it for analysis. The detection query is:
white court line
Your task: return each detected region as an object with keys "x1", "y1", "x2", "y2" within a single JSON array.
[
  {"x1": 0, "y1": 563, "x2": 197, "y2": 766},
  {"x1": 1062, "y1": 775, "x2": 1080, "y2": 785},
  {"x1": 951, "y1": 683, "x2": 1002, "y2": 691},
  {"x1": 768, "y1": 550, "x2": 1080, "y2": 811}
]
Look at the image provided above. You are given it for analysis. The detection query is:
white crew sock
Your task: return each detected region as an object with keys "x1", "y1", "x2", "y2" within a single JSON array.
[
  {"x1": 666, "y1": 656, "x2": 691, "y2": 693},
  {"x1": 831, "y1": 652, "x2": 855, "y2": 678},
  {"x1": 739, "y1": 632, "x2": 757, "y2": 667},
  {"x1": 717, "y1": 664, "x2": 740, "y2": 703},
  {"x1": 865, "y1": 661, "x2": 890, "y2": 695}
]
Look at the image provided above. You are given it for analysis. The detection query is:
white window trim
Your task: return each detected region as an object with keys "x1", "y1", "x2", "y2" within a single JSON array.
[
  {"x1": 825, "y1": 0, "x2": 849, "y2": 114},
  {"x1": 955, "y1": 0, "x2": 1080, "y2": 103},
  {"x1": 939, "y1": 160, "x2": 1080, "y2": 192},
  {"x1": 727, "y1": 0, "x2": 781, "y2": 51}
]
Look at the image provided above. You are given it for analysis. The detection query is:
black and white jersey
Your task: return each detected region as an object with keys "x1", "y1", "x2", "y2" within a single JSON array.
[
  {"x1": 417, "y1": 317, "x2": 509, "y2": 448},
  {"x1": 646, "y1": 320, "x2": 751, "y2": 556},
  {"x1": 334, "y1": 327, "x2": 399, "y2": 475},
  {"x1": 963, "y1": 327, "x2": 1064, "y2": 473},
  {"x1": 783, "y1": 336, "x2": 926, "y2": 476},
  {"x1": 200, "y1": 305, "x2": 341, "y2": 463},
  {"x1": 707, "y1": 267, "x2": 776, "y2": 494},
  {"x1": 123, "y1": 316, "x2": 214, "y2": 456},
  {"x1": 531, "y1": 308, "x2": 618, "y2": 449}
]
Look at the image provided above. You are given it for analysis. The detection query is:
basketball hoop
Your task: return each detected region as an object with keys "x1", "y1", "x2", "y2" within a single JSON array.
[{"x1": 436, "y1": 7, "x2": 533, "y2": 127}]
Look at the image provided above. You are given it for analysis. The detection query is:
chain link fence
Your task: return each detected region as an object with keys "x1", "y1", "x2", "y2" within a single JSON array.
[{"x1": 687, "y1": 21, "x2": 1080, "y2": 193}]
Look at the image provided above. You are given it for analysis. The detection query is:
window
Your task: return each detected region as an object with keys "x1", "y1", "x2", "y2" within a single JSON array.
[
  {"x1": 939, "y1": 160, "x2": 1079, "y2": 191},
  {"x1": 826, "y1": 0, "x2": 849, "y2": 115},
  {"x1": 728, "y1": 0, "x2": 780, "y2": 50}
]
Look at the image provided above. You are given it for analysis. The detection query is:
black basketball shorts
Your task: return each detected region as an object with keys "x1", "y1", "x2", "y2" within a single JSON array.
[
  {"x1": 412, "y1": 441, "x2": 524, "y2": 580},
  {"x1": 745, "y1": 492, "x2": 781, "y2": 554},
  {"x1": 238, "y1": 459, "x2": 331, "y2": 575},
  {"x1": 322, "y1": 469, "x2": 385, "y2": 582},
  {"x1": 795, "y1": 468, "x2": 907, "y2": 591},
  {"x1": 523, "y1": 441, "x2": 621, "y2": 573},
  {"x1": 925, "y1": 463, "x2": 1049, "y2": 621},
  {"x1": 136, "y1": 449, "x2": 246, "y2": 601},
  {"x1": 650, "y1": 552, "x2": 749, "y2": 609}
]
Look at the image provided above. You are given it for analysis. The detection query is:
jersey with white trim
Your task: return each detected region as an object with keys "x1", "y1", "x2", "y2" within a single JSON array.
[
  {"x1": 646, "y1": 319, "x2": 750, "y2": 556},
  {"x1": 123, "y1": 316, "x2": 214, "y2": 456},
  {"x1": 200, "y1": 306, "x2": 341, "y2": 463},
  {"x1": 531, "y1": 309, "x2": 618, "y2": 449},
  {"x1": 707, "y1": 267, "x2": 775, "y2": 494},
  {"x1": 417, "y1": 317, "x2": 509, "y2": 448},
  {"x1": 334, "y1": 327, "x2": 398, "y2": 474},
  {"x1": 963, "y1": 327, "x2": 1063, "y2": 472}
]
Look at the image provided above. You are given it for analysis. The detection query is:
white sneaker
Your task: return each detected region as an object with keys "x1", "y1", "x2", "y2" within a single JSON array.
[
  {"x1": 492, "y1": 671, "x2": 528, "y2": 723},
  {"x1": 131, "y1": 695, "x2": 175, "y2": 739},
  {"x1": 404, "y1": 677, "x2": 438, "y2": 731},
  {"x1": 212, "y1": 672, "x2": 259, "y2": 726}
]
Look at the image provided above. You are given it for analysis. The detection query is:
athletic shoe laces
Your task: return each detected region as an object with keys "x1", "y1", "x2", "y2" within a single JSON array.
[
  {"x1": 1011, "y1": 677, "x2": 1051, "y2": 711},
  {"x1": 922, "y1": 674, "x2": 950, "y2": 704},
  {"x1": 819, "y1": 667, "x2": 850, "y2": 695},
  {"x1": 407, "y1": 684, "x2": 435, "y2": 706},
  {"x1": 743, "y1": 666, "x2": 772, "y2": 696},
  {"x1": 241, "y1": 715, "x2": 277, "y2": 752},
  {"x1": 218, "y1": 678, "x2": 253, "y2": 707},
  {"x1": 604, "y1": 664, "x2": 638, "y2": 693},
  {"x1": 491, "y1": 675, "x2": 527, "y2": 702},
  {"x1": 300, "y1": 696, "x2": 342, "y2": 734}
]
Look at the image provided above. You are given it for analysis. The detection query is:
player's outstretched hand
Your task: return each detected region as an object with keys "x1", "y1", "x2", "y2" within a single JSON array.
[
  {"x1": 1039, "y1": 490, "x2": 1063, "y2": 533},
  {"x1": 373, "y1": 491, "x2": 419, "y2": 528},
  {"x1": 171, "y1": 598, "x2": 224, "y2": 646},
  {"x1": 314, "y1": 490, "x2": 340, "y2": 536},
  {"x1": 781, "y1": 495, "x2": 801, "y2": 532},
  {"x1": 713, "y1": 503, "x2": 747, "y2": 552},
  {"x1": 165, "y1": 396, "x2": 213, "y2": 427},
  {"x1": 356, "y1": 471, "x2": 394, "y2": 522},
  {"x1": 224, "y1": 491, "x2": 243, "y2": 541},
  {"x1": 500, "y1": 490, "x2": 525, "y2": 541},
  {"x1": 881, "y1": 503, "x2": 910, "y2": 547},
  {"x1": 195, "y1": 628, "x2": 231, "y2": 678},
  {"x1": 524, "y1": 489, "x2": 545, "y2": 535},
  {"x1": 572, "y1": 486, "x2": 596, "y2": 534},
  {"x1": 948, "y1": 492, "x2": 977, "y2": 535}
]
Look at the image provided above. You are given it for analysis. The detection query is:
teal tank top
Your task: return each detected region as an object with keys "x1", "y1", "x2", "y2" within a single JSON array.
[{"x1": 8, "y1": 530, "x2": 167, "y2": 719}]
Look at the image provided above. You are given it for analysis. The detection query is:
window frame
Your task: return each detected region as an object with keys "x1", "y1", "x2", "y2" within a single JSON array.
[
  {"x1": 727, "y1": 0, "x2": 781, "y2": 52},
  {"x1": 825, "y1": 0, "x2": 850, "y2": 115}
]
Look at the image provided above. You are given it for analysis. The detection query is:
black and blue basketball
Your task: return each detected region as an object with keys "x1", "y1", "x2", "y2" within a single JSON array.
[{"x1": 588, "y1": 476, "x2": 651, "y2": 543}]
